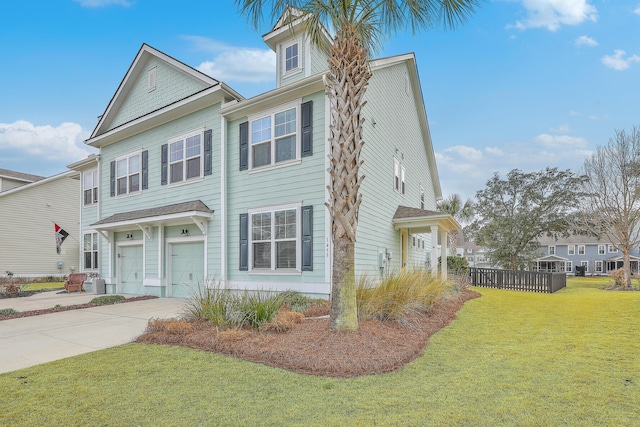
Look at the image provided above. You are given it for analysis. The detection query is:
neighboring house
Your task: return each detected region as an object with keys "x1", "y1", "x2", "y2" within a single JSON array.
[
  {"x1": 459, "y1": 241, "x2": 493, "y2": 269},
  {"x1": 0, "y1": 169, "x2": 80, "y2": 278},
  {"x1": 535, "y1": 235, "x2": 640, "y2": 276},
  {"x1": 0, "y1": 168, "x2": 44, "y2": 192},
  {"x1": 71, "y1": 10, "x2": 458, "y2": 298}
]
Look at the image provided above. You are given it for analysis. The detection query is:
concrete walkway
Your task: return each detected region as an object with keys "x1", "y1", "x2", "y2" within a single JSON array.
[{"x1": 0, "y1": 290, "x2": 188, "y2": 374}]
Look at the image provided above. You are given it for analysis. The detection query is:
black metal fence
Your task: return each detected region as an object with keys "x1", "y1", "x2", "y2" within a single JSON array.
[{"x1": 469, "y1": 267, "x2": 566, "y2": 293}]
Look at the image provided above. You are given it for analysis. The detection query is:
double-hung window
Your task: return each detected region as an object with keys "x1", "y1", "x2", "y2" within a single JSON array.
[
  {"x1": 83, "y1": 169, "x2": 98, "y2": 205},
  {"x1": 251, "y1": 104, "x2": 298, "y2": 169},
  {"x1": 394, "y1": 158, "x2": 406, "y2": 195},
  {"x1": 578, "y1": 245, "x2": 585, "y2": 255},
  {"x1": 595, "y1": 260, "x2": 603, "y2": 273},
  {"x1": 608, "y1": 244, "x2": 618, "y2": 253},
  {"x1": 83, "y1": 232, "x2": 98, "y2": 270},
  {"x1": 250, "y1": 205, "x2": 299, "y2": 271},
  {"x1": 116, "y1": 153, "x2": 141, "y2": 195},
  {"x1": 568, "y1": 245, "x2": 575, "y2": 255},
  {"x1": 565, "y1": 261, "x2": 573, "y2": 273},
  {"x1": 169, "y1": 131, "x2": 202, "y2": 184},
  {"x1": 283, "y1": 39, "x2": 300, "y2": 74},
  {"x1": 598, "y1": 245, "x2": 605, "y2": 255},
  {"x1": 548, "y1": 246, "x2": 555, "y2": 255}
]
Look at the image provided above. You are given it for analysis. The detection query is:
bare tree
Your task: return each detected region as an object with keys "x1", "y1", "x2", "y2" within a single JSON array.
[{"x1": 575, "y1": 127, "x2": 640, "y2": 289}]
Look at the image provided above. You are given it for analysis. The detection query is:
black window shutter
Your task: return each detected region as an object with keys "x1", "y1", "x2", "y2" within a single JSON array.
[
  {"x1": 109, "y1": 161, "x2": 116, "y2": 197},
  {"x1": 161, "y1": 143, "x2": 168, "y2": 185},
  {"x1": 204, "y1": 129, "x2": 212, "y2": 176},
  {"x1": 239, "y1": 121, "x2": 248, "y2": 171},
  {"x1": 301, "y1": 205, "x2": 313, "y2": 271},
  {"x1": 239, "y1": 213, "x2": 248, "y2": 271},
  {"x1": 301, "y1": 100, "x2": 313, "y2": 157},
  {"x1": 141, "y1": 150, "x2": 148, "y2": 190}
]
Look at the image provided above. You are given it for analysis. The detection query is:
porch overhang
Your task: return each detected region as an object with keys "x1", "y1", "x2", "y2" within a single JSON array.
[
  {"x1": 392, "y1": 206, "x2": 460, "y2": 233},
  {"x1": 90, "y1": 200, "x2": 213, "y2": 241},
  {"x1": 535, "y1": 255, "x2": 569, "y2": 262}
]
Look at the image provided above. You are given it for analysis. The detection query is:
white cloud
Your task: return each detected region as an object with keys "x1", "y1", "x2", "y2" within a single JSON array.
[
  {"x1": 569, "y1": 110, "x2": 581, "y2": 117},
  {"x1": 550, "y1": 124, "x2": 570, "y2": 133},
  {"x1": 0, "y1": 120, "x2": 91, "y2": 162},
  {"x1": 575, "y1": 35, "x2": 598, "y2": 47},
  {"x1": 508, "y1": 0, "x2": 598, "y2": 31},
  {"x1": 183, "y1": 36, "x2": 275, "y2": 84},
  {"x1": 535, "y1": 133, "x2": 588, "y2": 148},
  {"x1": 634, "y1": 5, "x2": 640, "y2": 15},
  {"x1": 73, "y1": 0, "x2": 132, "y2": 7},
  {"x1": 485, "y1": 147, "x2": 504, "y2": 156},
  {"x1": 443, "y1": 145, "x2": 483, "y2": 162},
  {"x1": 601, "y1": 49, "x2": 640, "y2": 71}
]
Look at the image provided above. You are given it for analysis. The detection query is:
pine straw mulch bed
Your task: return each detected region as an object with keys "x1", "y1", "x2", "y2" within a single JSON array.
[
  {"x1": 0, "y1": 295, "x2": 158, "y2": 321},
  {"x1": 136, "y1": 289, "x2": 480, "y2": 378}
]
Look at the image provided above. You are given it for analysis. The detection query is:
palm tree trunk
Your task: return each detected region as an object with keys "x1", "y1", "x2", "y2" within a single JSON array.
[{"x1": 325, "y1": 24, "x2": 370, "y2": 331}]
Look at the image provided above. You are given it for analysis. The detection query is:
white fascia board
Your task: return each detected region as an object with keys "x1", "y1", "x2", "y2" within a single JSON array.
[
  {"x1": 92, "y1": 210, "x2": 213, "y2": 231},
  {"x1": 85, "y1": 86, "x2": 229, "y2": 148},
  {"x1": 220, "y1": 73, "x2": 325, "y2": 121}
]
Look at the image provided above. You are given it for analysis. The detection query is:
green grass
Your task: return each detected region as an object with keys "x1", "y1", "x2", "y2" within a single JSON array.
[
  {"x1": 1, "y1": 278, "x2": 638, "y2": 426},
  {"x1": 21, "y1": 282, "x2": 64, "y2": 291}
]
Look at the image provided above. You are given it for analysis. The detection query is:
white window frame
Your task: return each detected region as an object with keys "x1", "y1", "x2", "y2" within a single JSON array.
[
  {"x1": 581, "y1": 261, "x2": 589, "y2": 272},
  {"x1": 83, "y1": 169, "x2": 98, "y2": 205},
  {"x1": 393, "y1": 157, "x2": 406, "y2": 195},
  {"x1": 248, "y1": 203, "x2": 302, "y2": 273},
  {"x1": 565, "y1": 261, "x2": 573, "y2": 273},
  {"x1": 168, "y1": 129, "x2": 204, "y2": 185},
  {"x1": 598, "y1": 244, "x2": 606, "y2": 255},
  {"x1": 595, "y1": 260, "x2": 603, "y2": 273},
  {"x1": 83, "y1": 232, "x2": 99, "y2": 271},
  {"x1": 248, "y1": 101, "x2": 300, "y2": 171},
  {"x1": 608, "y1": 244, "x2": 618, "y2": 253},
  {"x1": 548, "y1": 246, "x2": 556, "y2": 255},
  {"x1": 578, "y1": 245, "x2": 586, "y2": 255},
  {"x1": 115, "y1": 151, "x2": 142, "y2": 196},
  {"x1": 420, "y1": 186, "x2": 425, "y2": 209},
  {"x1": 282, "y1": 38, "x2": 302, "y2": 75},
  {"x1": 568, "y1": 245, "x2": 575, "y2": 255}
]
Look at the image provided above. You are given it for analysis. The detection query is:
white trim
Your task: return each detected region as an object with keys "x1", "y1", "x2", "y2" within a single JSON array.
[
  {"x1": 220, "y1": 114, "x2": 228, "y2": 283},
  {"x1": 578, "y1": 245, "x2": 586, "y2": 255},
  {"x1": 282, "y1": 37, "x2": 302, "y2": 76},
  {"x1": 247, "y1": 202, "x2": 302, "y2": 273},
  {"x1": 165, "y1": 236, "x2": 206, "y2": 298},
  {"x1": 114, "y1": 150, "x2": 143, "y2": 197},
  {"x1": 548, "y1": 245, "x2": 556, "y2": 255},
  {"x1": 568, "y1": 245, "x2": 576, "y2": 255},
  {"x1": 147, "y1": 66, "x2": 157, "y2": 92},
  {"x1": 167, "y1": 128, "x2": 205, "y2": 186}
]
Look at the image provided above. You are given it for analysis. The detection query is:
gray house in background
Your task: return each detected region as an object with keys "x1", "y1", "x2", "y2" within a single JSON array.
[{"x1": 535, "y1": 235, "x2": 640, "y2": 276}]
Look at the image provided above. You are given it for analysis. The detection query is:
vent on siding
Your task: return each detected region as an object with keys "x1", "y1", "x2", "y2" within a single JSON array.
[{"x1": 148, "y1": 67, "x2": 157, "y2": 92}]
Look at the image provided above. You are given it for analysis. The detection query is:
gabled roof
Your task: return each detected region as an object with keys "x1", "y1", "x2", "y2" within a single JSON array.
[
  {"x1": 0, "y1": 170, "x2": 79, "y2": 198},
  {"x1": 92, "y1": 200, "x2": 213, "y2": 227},
  {"x1": 392, "y1": 205, "x2": 460, "y2": 233},
  {"x1": 89, "y1": 44, "x2": 242, "y2": 143},
  {"x1": 0, "y1": 168, "x2": 45, "y2": 183},
  {"x1": 535, "y1": 255, "x2": 569, "y2": 262},
  {"x1": 262, "y1": 6, "x2": 332, "y2": 52}
]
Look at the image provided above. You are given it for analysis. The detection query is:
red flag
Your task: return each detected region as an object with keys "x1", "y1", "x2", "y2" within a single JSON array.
[{"x1": 55, "y1": 223, "x2": 69, "y2": 254}]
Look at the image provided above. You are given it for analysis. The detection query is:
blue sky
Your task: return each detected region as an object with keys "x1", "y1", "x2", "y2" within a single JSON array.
[{"x1": 1, "y1": 0, "x2": 639, "y2": 200}]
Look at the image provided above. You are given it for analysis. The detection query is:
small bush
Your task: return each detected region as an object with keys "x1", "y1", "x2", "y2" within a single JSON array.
[
  {"x1": 439, "y1": 256, "x2": 469, "y2": 274},
  {"x1": 0, "y1": 308, "x2": 19, "y2": 317},
  {"x1": 240, "y1": 291, "x2": 284, "y2": 329},
  {"x1": 90, "y1": 295, "x2": 126, "y2": 305},
  {"x1": 185, "y1": 283, "x2": 233, "y2": 327},
  {"x1": 357, "y1": 270, "x2": 449, "y2": 325},
  {"x1": 279, "y1": 290, "x2": 313, "y2": 313}
]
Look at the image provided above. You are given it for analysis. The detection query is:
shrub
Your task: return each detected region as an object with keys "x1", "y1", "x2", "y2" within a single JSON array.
[
  {"x1": 357, "y1": 270, "x2": 449, "y2": 325},
  {"x1": 90, "y1": 295, "x2": 126, "y2": 305},
  {"x1": 185, "y1": 283, "x2": 233, "y2": 327},
  {"x1": 239, "y1": 291, "x2": 284, "y2": 329},
  {"x1": 439, "y1": 256, "x2": 469, "y2": 274},
  {"x1": 0, "y1": 308, "x2": 19, "y2": 317},
  {"x1": 279, "y1": 290, "x2": 313, "y2": 313}
]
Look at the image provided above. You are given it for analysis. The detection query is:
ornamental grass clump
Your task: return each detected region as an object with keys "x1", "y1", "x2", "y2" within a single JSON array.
[{"x1": 356, "y1": 270, "x2": 449, "y2": 325}]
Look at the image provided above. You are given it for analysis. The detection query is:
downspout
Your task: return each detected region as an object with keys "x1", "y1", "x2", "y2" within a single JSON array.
[{"x1": 220, "y1": 113, "x2": 228, "y2": 284}]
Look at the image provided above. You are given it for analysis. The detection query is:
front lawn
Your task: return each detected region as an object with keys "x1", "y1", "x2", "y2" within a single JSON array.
[{"x1": 1, "y1": 279, "x2": 638, "y2": 426}]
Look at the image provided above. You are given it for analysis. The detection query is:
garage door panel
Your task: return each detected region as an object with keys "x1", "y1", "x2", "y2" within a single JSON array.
[
  {"x1": 170, "y1": 242, "x2": 204, "y2": 298},
  {"x1": 120, "y1": 245, "x2": 143, "y2": 295}
]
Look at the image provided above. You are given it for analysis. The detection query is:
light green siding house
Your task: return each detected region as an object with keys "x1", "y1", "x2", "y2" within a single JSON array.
[{"x1": 74, "y1": 11, "x2": 458, "y2": 299}]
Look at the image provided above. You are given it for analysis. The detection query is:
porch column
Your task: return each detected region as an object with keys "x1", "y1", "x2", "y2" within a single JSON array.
[
  {"x1": 430, "y1": 225, "x2": 439, "y2": 276},
  {"x1": 440, "y1": 229, "x2": 448, "y2": 281}
]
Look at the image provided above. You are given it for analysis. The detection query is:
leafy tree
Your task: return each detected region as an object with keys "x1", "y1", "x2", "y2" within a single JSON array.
[
  {"x1": 469, "y1": 168, "x2": 586, "y2": 270},
  {"x1": 236, "y1": 0, "x2": 481, "y2": 331},
  {"x1": 437, "y1": 193, "x2": 473, "y2": 255},
  {"x1": 573, "y1": 127, "x2": 640, "y2": 289}
]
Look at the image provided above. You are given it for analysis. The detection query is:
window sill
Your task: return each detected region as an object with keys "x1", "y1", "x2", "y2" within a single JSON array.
[
  {"x1": 115, "y1": 191, "x2": 142, "y2": 199},
  {"x1": 167, "y1": 176, "x2": 204, "y2": 188},
  {"x1": 283, "y1": 68, "x2": 303, "y2": 78},
  {"x1": 248, "y1": 159, "x2": 301, "y2": 174},
  {"x1": 248, "y1": 270, "x2": 301, "y2": 276}
]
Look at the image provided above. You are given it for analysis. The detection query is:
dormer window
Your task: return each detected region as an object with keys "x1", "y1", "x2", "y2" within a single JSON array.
[{"x1": 283, "y1": 39, "x2": 301, "y2": 74}]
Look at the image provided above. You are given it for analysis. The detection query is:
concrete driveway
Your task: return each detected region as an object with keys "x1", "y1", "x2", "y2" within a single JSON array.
[{"x1": 0, "y1": 290, "x2": 188, "y2": 374}]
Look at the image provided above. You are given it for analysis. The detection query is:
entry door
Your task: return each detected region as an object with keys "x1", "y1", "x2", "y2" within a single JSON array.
[
  {"x1": 169, "y1": 242, "x2": 205, "y2": 298},
  {"x1": 119, "y1": 245, "x2": 143, "y2": 295}
]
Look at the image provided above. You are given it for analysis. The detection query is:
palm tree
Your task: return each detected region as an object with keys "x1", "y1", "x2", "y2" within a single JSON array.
[
  {"x1": 236, "y1": 0, "x2": 481, "y2": 331},
  {"x1": 437, "y1": 194, "x2": 474, "y2": 255}
]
